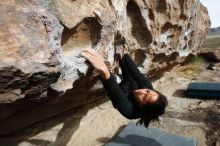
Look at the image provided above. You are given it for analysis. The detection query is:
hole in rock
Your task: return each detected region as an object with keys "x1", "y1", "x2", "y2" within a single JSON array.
[
  {"x1": 112, "y1": 32, "x2": 126, "y2": 74},
  {"x1": 178, "y1": 0, "x2": 185, "y2": 13},
  {"x1": 183, "y1": 45, "x2": 187, "y2": 50},
  {"x1": 161, "y1": 22, "x2": 178, "y2": 34},
  {"x1": 133, "y1": 49, "x2": 147, "y2": 66},
  {"x1": 127, "y1": 0, "x2": 152, "y2": 48},
  {"x1": 178, "y1": 0, "x2": 187, "y2": 20},
  {"x1": 179, "y1": 14, "x2": 187, "y2": 21},
  {"x1": 152, "y1": 52, "x2": 178, "y2": 63},
  {"x1": 156, "y1": 0, "x2": 167, "y2": 13},
  {"x1": 108, "y1": 0, "x2": 113, "y2": 7},
  {"x1": 189, "y1": 17, "x2": 193, "y2": 22},
  {"x1": 147, "y1": 52, "x2": 179, "y2": 80},
  {"x1": 61, "y1": 17, "x2": 102, "y2": 57},
  {"x1": 167, "y1": 35, "x2": 174, "y2": 41},
  {"x1": 114, "y1": 32, "x2": 125, "y2": 48},
  {"x1": 148, "y1": 9, "x2": 154, "y2": 20},
  {"x1": 161, "y1": 22, "x2": 182, "y2": 47},
  {"x1": 187, "y1": 23, "x2": 191, "y2": 30},
  {"x1": 152, "y1": 53, "x2": 167, "y2": 62},
  {"x1": 153, "y1": 41, "x2": 157, "y2": 45},
  {"x1": 161, "y1": 42, "x2": 166, "y2": 48},
  {"x1": 188, "y1": 38, "x2": 193, "y2": 49}
]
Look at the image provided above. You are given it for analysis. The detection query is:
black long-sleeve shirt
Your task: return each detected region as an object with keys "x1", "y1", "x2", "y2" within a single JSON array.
[{"x1": 100, "y1": 53, "x2": 153, "y2": 119}]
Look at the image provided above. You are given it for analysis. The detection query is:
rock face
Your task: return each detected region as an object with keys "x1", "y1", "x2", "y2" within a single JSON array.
[{"x1": 0, "y1": 0, "x2": 210, "y2": 135}]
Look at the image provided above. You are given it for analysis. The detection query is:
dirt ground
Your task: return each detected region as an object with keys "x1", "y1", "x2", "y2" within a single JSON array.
[{"x1": 152, "y1": 60, "x2": 220, "y2": 146}]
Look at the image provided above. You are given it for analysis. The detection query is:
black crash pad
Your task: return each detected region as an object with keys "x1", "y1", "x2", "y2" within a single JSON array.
[
  {"x1": 187, "y1": 82, "x2": 220, "y2": 98},
  {"x1": 105, "y1": 122, "x2": 196, "y2": 146}
]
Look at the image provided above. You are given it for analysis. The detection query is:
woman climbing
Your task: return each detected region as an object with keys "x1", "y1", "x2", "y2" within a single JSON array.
[{"x1": 80, "y1": 49, "x2": 168, "y2": 127}]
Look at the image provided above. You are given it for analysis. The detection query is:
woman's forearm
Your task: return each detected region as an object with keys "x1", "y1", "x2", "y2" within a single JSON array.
[{"x1": 100, "y1": 67, "x2": 110, "y2": 80}]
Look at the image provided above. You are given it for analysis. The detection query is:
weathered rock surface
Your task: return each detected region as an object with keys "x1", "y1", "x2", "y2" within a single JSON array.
[
  {"x1": 0, "y1": 0, "x2": 62, "y2": 103},
  {"x1": 0, "y1": 0, "x2": 210, "y2": 135}
]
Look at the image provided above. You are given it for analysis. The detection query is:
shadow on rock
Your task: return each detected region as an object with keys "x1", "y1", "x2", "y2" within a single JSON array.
[
  {"x1": 0, "y1": 69, "x2": 108, "y2": 146},
  {"x1": 172, "y1": 89, "x2": 187, "y2": 98}
]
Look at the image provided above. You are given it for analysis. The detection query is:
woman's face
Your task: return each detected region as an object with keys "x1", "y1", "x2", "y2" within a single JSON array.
[{"x1": 133, "y1": 88, "x2": 158, "y2": 106}]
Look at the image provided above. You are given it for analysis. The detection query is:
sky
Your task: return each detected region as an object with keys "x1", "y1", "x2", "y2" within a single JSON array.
[{"x1": 200, "y1": 0, "x2": 220, "y2": 28}]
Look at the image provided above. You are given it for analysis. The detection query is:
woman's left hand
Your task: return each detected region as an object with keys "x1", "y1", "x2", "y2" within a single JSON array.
[{"x1": 80, "y1": 49, "x2": 110, "y2": 80}]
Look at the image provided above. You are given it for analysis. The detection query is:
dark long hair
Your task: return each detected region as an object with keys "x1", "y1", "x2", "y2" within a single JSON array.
[{"x1": 137, "y1": 91, "x2": 168, "y2": 127}]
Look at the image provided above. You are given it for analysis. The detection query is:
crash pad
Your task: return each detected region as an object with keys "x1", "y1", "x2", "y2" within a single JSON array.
[
  {"x1": 105, "y1": 122, "x2": 196, "y2": 146},
  {"x1": 187, "y1": 82, "x2": 220, "y2": 98}
]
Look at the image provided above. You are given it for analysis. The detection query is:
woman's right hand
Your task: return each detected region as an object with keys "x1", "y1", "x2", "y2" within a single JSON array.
[{"x1": 80, "y1": 49, "x2": 110, "y2": 80}]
